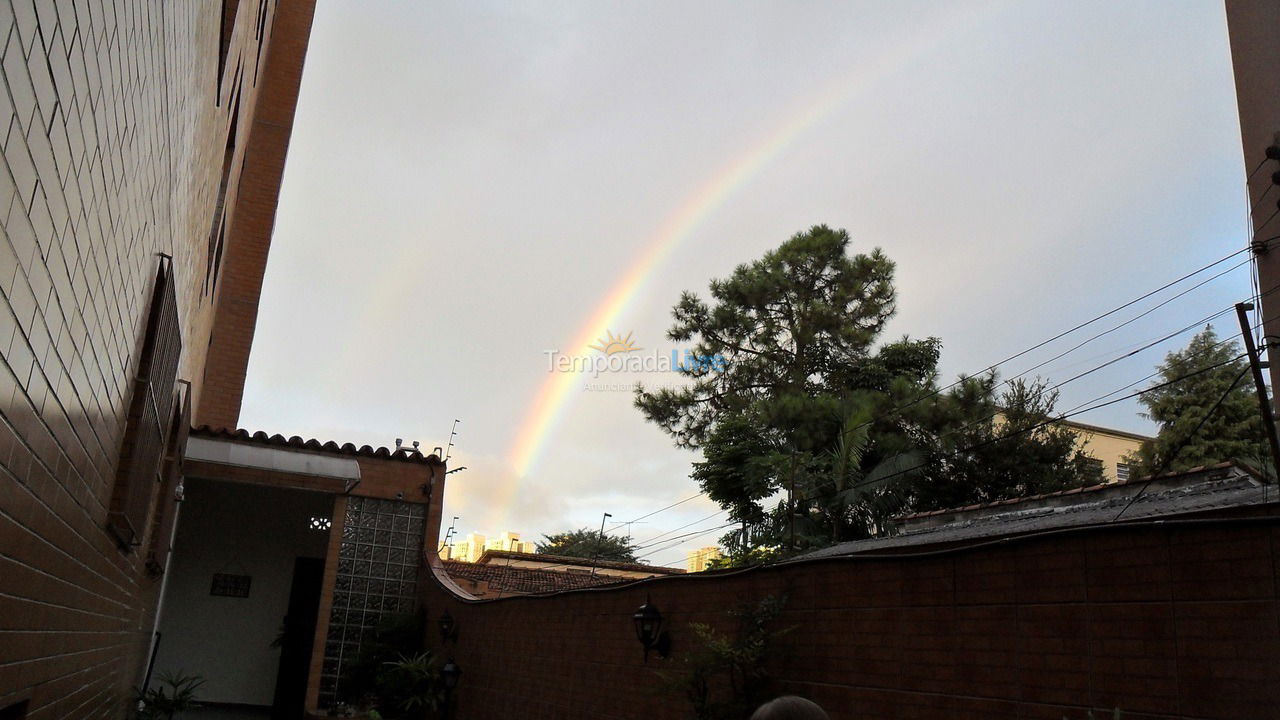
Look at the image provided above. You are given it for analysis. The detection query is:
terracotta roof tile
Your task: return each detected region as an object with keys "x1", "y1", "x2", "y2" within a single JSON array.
[
  {"x1": 443, "y1": 560, "x2": 627, "y2": 595},
  {"x1": 476, "y1": 550, "x2": 685, "y2": 575},
  {"x1": 190, "y1": 426, "x2": 444, "y2": 465}
]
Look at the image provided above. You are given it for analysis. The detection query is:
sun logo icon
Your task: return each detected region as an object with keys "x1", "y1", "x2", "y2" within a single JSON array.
[{"x1": 589, "y1": 330, "x2": 642, "y2": 355}]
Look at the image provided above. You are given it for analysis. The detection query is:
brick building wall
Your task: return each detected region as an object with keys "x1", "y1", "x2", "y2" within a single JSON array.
[
  {"x1": 0, "y1": 2, "x2": 313, "y2": 717},
  {"x1": 421, "y1": 516, "x2": 1280, "y2": 720}
]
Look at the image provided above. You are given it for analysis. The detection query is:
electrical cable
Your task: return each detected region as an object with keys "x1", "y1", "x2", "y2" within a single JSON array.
[
  {"x1": 598, "y1": 251, "x2": 1257, "y2": 534},
  {"x1": 1111, "y1": 366, "x2": 1252, "y2": 521}
]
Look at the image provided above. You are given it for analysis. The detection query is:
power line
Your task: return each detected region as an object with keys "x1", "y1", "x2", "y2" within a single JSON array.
[
  {"x1": 601, "y1": 251, "x2": 1257, "y2": 533},
  {"x1": 507, "y1": 341, "x2": 1261, "y2": 574},
  {"x1": 631, "y1": 509, "x2": 728, "y2": 550},
  {"x1": 1112, "y1": 366, "x2": 1252, "y2": 522},
  {"x1": 842, "y1": 247, "x2": 1253, "y2": 438},
  {"x1": 633, "y1": 522, "x2": 739, "y2": 562},
  {"x1": 792, "y1": 350, "x2": 1252, "y2": 510},
  {"x1": 634, "y1": 341, "x2": 1257, "y2": 564},
  {"x1": 605, "y1": 492, "x2": 705, "y2": 533},
  {"x1": 643, "y1": 303, "x2": 1266, "y2": 561}
]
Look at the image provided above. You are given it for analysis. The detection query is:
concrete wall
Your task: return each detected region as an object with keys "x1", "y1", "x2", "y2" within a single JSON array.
[
  {"x1": 154, "y1": 477, "x2": 332, "y2": 706},
  {"x1": 422, "y1": 515, "x2": 1280, "y2": 720}
]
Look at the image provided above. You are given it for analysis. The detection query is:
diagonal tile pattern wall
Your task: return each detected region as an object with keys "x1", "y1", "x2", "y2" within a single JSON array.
[{"x1": 0, "y1": 2, "x2": 314, "y2": 717}]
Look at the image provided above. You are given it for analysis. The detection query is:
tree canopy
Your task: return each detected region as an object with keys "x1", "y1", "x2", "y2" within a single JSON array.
[
  {"x1": 639, "y1": 225, "x2": 1105, "y2": 560},
  {"x1": 1130, "y1": 326, "x2": 1265, "y2": 474},
  {"x1": 536, "y1": 528, "x2": 638, "y2": 562}
]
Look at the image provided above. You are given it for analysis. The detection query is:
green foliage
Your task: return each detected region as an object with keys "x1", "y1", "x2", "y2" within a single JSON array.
[
  {"x1": 341, "y1": 612, "x2": 428, "y2": 714},
  {"x1": 657, "y1": 595, "x2": 792, "y2": 720},
  {"x1": 1130, "y1": 327, "x2": 1265, "y2": 475},
  {"x1": 133, "y1": 671, "x2": 204, "y2": 720},
  {"x1": 635, "y1": 224, "x2": 919, "y2": 450},
  {"x1": 637, "y1": 225, "x2": 942, "y2": 558},
  {"x1": 691, "y1": 415, "x2": 777, "y2": 555},
  {"x1": 537, "y1": 527, "x2": 638, "y2": 561},
  {"x1": 377, "y1": 651, "x2": 448, "y2": 719},
  {"x1": 639, "y1": 224, "x2": 1106, "y2": 560},
  {"x1": 911, "y1": 376, "x2": 1103, "y2": 512}
]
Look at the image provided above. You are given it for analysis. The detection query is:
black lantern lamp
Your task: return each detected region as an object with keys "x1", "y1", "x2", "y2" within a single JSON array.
[
  {"x1": 632, "y1": 597, "x2": 670, "y2": 661},
  {"x1": 438, "y1": 610, "x2": 458, "y2": 642},
  {"x1": 441, "y1": 659, "x2": 462, "y2": 691}
]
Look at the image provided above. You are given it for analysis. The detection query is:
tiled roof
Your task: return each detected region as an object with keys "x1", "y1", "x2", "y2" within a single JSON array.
[
  {"x1": 443, "y1": 560, "x2": 628, "y2": 595},
  {"x1": 476, "y1": 550, "x2": 686, "y2": 575},
  {"x1": 189, "y1": 426, "x2": 443, "y2": 465},
  {"x1": 897, "y1": 462, "x2": 1254, "y2": 522},
  {"x1": 801, "y1": 463, "x2": 1275, "y2": 560}
]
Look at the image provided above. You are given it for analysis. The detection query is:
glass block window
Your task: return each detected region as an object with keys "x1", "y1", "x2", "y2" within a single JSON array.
[{"x1": 318, "y1": 497, "x2": 427, "y2": 707}]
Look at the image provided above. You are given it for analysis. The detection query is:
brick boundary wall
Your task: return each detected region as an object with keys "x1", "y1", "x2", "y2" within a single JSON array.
[{"x1": 421, "y1": 516, "x2": 1280, "y2": 720}]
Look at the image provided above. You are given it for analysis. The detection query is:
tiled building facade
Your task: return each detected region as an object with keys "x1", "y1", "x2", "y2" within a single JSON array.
[{"x1": 0, "y1": 1, "x2": 315, "y2": 717}]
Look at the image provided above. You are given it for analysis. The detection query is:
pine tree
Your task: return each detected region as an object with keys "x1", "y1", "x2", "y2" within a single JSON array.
[{"x1": 1132, "y1": 326, "x2": 1265, "y2": 474}]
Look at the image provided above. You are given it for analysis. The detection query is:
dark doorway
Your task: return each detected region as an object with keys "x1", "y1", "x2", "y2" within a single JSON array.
[{"x1": 272, "y1": 557, "x2": 325, "y2": 719}]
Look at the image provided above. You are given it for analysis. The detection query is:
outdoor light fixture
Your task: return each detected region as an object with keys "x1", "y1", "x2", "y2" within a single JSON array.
[
  {"x1": 438, "y1": 610, "x2": 458, "y2": 642},
  {"x1": 442, "y1": 659, "x2": 462, "y2": 692},
  {"x1": 632, "y1": 597, "x2": 670, "y2": 661}
]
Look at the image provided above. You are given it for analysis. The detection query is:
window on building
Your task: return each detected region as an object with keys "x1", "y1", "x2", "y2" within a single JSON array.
[
  {"x1": 108, "y1": 258, "x2": 183, "y2": 551},
  {"x1": 145, "y1": 381, "x2": 191, "y2": 577},
  {"x1": 1116, "y1": 462, "x2": 1132, "y2": 483},
  {"x1": 253, "y1": 0, "x2": 269, "y2": 85},
  {"x1": 1083, "y1": 457, "x2": 1104, "y2": 479},
  {"x1": 217, "y1": 0, "x2": 243, "y2": 103},
  {"x1": 205, "y1": 91, "x2": 240, "y2": 298},
  {"x1": 309, "y1": 516, "x2": 332, "y2": 531}
]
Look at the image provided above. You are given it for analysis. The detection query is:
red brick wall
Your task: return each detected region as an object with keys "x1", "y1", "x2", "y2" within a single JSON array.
[
  {"x1": 0, "y1": 2, "x2": 311, "y2": 717},
  {"x1": 195, "y1": 0, "x2": 315, "y2": 430},
  {"x1": 421, "y1": 518, "x2": 1280, "y2": 720}
]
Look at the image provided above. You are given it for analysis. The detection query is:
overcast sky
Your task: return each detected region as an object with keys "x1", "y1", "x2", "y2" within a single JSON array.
[{"x1": 240, "y1": 0, "x2": 1252, "y2": 567}]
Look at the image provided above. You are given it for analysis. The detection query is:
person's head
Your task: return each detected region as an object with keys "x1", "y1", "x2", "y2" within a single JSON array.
[{"x1": 750, "y1": 695, "x2": 831, "y2": 720}]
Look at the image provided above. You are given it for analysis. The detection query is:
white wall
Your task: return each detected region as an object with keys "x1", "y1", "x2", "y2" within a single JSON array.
[{"x1": 154, "y1": 478, "x2": 334, "y2": 706}]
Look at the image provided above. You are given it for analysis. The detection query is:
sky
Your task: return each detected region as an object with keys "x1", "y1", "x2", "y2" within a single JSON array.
[{"x1": 240, "y1": 0, "x2": 1253, "y2": 568}]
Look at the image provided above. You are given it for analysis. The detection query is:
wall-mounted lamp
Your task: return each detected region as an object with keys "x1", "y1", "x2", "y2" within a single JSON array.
[
  {"x1": 438, "y1": 610, "x2": 458, "y2": 642},
  {"x1": 632, "y1": 597, "x2": 670, "y2": 662},
  {"x1": 441, "y1": 659, "x2": 462, "y2": 691}
]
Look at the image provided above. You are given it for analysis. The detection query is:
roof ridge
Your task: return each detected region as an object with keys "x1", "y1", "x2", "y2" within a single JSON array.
[{"x1": 189, "y1": 425, "x2": 444, "y2": 465}]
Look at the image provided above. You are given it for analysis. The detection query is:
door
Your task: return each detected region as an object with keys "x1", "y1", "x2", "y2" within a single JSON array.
[{"x1": 272, "y1": 557, "x2": 325, "y2": 719}]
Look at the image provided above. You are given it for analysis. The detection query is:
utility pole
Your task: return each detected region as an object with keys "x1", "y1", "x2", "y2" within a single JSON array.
[
  {"x1": 589, "y1": 512, "x2": 611, "y2": 578},
  {"x1": 1237, "y1": 303, "x2": 1280, "y2": 480}
]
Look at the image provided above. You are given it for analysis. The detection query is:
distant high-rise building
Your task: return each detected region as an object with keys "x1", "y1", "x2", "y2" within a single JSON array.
[
  {"x1": 445, "y1": 530, "x2": 537, "y2": 562},
  {"x1": 687, "y1": 545, "x2": 724, "y2": 572}
]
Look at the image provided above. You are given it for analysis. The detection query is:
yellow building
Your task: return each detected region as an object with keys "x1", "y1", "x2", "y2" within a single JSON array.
[
  {"x1": 994, "y1": 413, "x2": 1150, "y2": 484},
  {"x1": 686, "y1": 546, "x2": 724, "y2": 572},
  {"x1": 1060, "y1": 420, "x2": 1150, "y2": 483}
]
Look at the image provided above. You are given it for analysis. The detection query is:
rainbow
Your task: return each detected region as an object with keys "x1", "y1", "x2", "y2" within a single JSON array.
[{"x1": 505, "y1": 2, "x2": 1008, "y2": 486}]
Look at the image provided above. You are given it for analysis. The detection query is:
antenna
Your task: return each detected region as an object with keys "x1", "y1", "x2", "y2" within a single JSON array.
[
  {"x1": 439, "y1": 516, "x2": 460, "y2": 553},
  {"x1": 444, "y1": 419, "x2": 461, "y2": 462}
]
